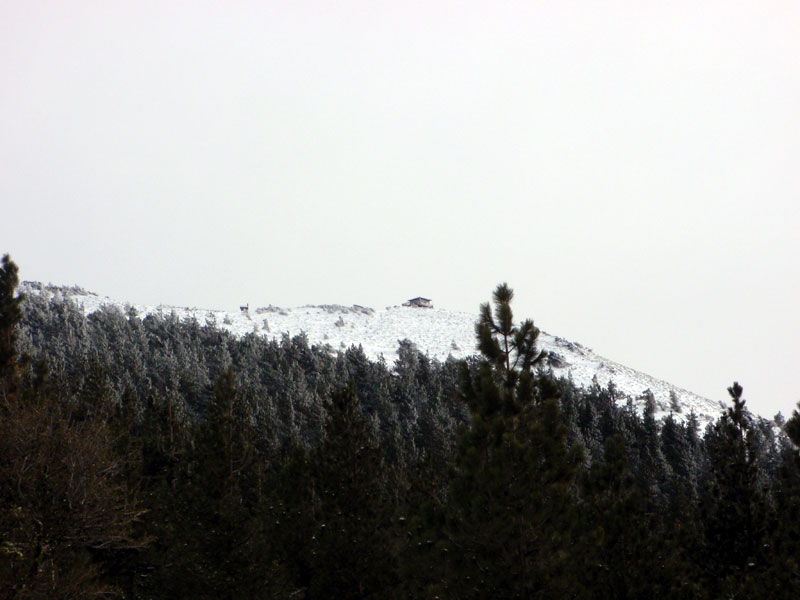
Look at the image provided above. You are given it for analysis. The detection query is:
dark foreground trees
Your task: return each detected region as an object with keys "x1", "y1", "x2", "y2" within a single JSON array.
[
  {"x1": 0, "y1": 393, "x2": 146, "y2": 598},
  {"x1": 0, "y1": 255, "x2": 145, "y2": 598}
]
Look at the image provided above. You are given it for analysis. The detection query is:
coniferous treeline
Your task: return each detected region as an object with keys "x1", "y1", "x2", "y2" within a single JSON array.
[{"x1": 2, "y1": 256, "x2": 800, "y2": 598}]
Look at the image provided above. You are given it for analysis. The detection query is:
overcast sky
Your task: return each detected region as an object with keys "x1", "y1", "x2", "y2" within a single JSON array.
[{"x1": 2, "y1": 1, "x2": 799, "y2": 419}]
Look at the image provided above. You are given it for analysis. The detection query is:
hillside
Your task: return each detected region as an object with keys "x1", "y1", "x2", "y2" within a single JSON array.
[{"x1": 21, "y1": 282, "x2": 726, "y2": 425}]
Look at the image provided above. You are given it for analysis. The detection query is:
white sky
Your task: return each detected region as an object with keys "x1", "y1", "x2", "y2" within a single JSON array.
[{"x1": 2, "y1": 1, "x2": 799, "y2": 419}]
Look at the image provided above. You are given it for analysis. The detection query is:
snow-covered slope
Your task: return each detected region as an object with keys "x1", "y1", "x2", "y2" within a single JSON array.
[{"x1": 21, "y1": 282, "x2": 727, "y2": 426}]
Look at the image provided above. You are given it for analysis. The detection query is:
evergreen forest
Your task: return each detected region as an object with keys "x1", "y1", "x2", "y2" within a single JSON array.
[{"x1": 2, "y1": 254, "x2": 800, "y2": 599}]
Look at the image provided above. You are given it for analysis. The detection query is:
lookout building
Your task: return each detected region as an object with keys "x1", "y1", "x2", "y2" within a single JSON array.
[{"x1": 403, "y1": 297, "x2": 433, "y2": 308}]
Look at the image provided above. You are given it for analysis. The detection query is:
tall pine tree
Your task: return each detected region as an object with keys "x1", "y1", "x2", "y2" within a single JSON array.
[
  {"x1": 701, "y1": 382, "x2": 769, "y2": 597},
  {"x1": 0, "y1": 254, "x2": 23, "y2": 402},
  {"x1": 441, "y1": 283, "x2": 583, "y2": 599}
]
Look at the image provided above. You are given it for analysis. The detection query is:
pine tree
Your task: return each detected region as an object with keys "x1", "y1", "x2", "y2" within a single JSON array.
[
  {"x1": 0, "y1": 254, "x2": 23, "y2": 402},
  {"x1": 475, "y1": 283, "x2": 545, "y2": 396},
  {"x1": 306, "y1": 383, "x2": 396, "y2": 599},
  {"x1": 700, "y1": 382, "x2": 769, "y2": 597},
  {"x1": 660, "y1": 414, "x2": 701, "y2": 535},
  {"x1": 757, "y1": 402, "x2": 800, "y2": 596},
  {"x1": 441, "y1": 283, "x2": 583, "y2": 599},
  {"x1": 577, "y1": 434, "x2": 645, "y2": 599},
  {"x1": 785, "y1": 403, "x2": 800, "y2": 452},
  {"x1": 637, "y1": 391, "x2": 670, "y2": 511}
]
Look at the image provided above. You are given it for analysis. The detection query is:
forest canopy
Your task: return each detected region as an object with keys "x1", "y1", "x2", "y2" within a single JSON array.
[{"x1": 2, "y1": 257, "x2": 800, "y2": 599}]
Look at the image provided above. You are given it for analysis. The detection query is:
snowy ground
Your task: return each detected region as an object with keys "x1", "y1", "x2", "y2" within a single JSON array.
[{"x1": 22, "y1": 282, "x2": 728, "y2": 426}]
